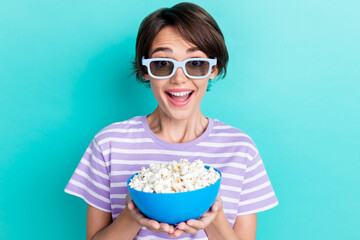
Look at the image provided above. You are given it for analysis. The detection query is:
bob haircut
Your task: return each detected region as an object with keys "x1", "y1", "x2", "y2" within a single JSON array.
[{"x1": 132, "y1": 2, "x2": 229, "y2": 85}]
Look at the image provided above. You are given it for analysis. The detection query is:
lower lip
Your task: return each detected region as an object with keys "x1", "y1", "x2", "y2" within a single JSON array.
[{"x1": 165, "y1": 92, "x2": 194, "y2": 107}]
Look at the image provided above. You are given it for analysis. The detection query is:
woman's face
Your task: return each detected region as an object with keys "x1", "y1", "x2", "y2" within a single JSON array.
[{"x1": 143, "y1": 26, "x2": 218, "y2": 121}]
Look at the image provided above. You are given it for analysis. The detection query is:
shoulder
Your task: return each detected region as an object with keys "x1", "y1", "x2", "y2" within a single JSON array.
[
  {"x1": 212, "y1": 118, "x2": 253, "y2": 140},
  {"x1": 211, "y1": 118, "x2": 259, "y2": 157},
  {"x1": 93, "y1": 116, "x2": 145, "y2": 142}
]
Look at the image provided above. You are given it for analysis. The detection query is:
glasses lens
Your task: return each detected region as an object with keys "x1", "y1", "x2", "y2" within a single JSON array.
[
  {"x1": 149, "y1": 60, "x2": 174, "y2": 77},
  {"x1": 185, "y1": 60, "x2": 210, "y2": 77}
]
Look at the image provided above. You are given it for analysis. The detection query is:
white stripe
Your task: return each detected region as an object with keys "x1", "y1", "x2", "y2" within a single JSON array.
[
  {"x1": 114, "y1": 120, "x2": 142, "y2": 125},
  {"x1": 223, "y1": 208, "x2": 238, "y2": 214},
  {"x1": 103, "y1": 148, "x2": 253, "y2": 160},
  {"x1": 95, "y1": 128, "x2": 145, "y2": 138},
  {"x1": 245, "y1": 158, "x2": 262, "y2": 172},
  {"x1": 93, "y1": 140, "x2": 102, "y2": 153},
  {"x1": 213, "y1": 125, "x2": 233, "y2": 129},
  {"x1": 135, "y1": 235, "x2": 208, "y2": 240},
  {"x1": 229, "y1": 218, "x2": 235, "y2": 225},
  {"x1": 112, "y1": 204, "x2": 126, "y2": 209},
  {"x1": 85, "y1": 148, "x2": 110, "y2": 167},
  {"x1": 111, "y1": 182, "x2": 127, "y2": 187},
  {"x1": 237, "y1": 201, "x2": 279, "y2": 216},
  {"x1": 212, "y1": 162, "x2": 246, "y2": 170},
  {"x1": 221, "y1": 172, "x2": 245, "y2": 180},
  {"x1": 64, "y1": 189, "x2": 111, "y2": 212},
  {"x1": 238, "y1": 191, "x2": 275, "y2": 206},
  {"x1": 110, "y1": 160, "x2": 246, "y2": 169},
  {"x1": 198, "y1": 141, "x2": 258, "y2": 152},
  {"x1": 111, "y1": 159, "x2": 161, "y2": 165},
  {"x1": 110, "y1": 194, "x2": 127, "y2": 199},
  {"x1": 243, "y1": 170, "x2": 267, "y2": 184},
  {"x1": 221, "y1": 184, "x2": 242, "y2": 192},
  {"x1": 98, "y1": 137, "x2": 153, "y2": 145},
  {"x1": 222, "y1": 196, "x2": 239, "y2": 204},
  {"x1": 241, "y1": 181, "x2": 271, "y2": 195},
  {"x1": 75, "y1": 169, "x2": 110, "y2": 191},
  {"x1": 209, "y1": 132, "x2": 250, "y2": 137},
  {"x1": 81, "y1": 158, "x2": 110, "y2": 180},
  {"x1": 69, "y1": 179, "x2": 110, "y2": 203},
  {"x1": 111, "y1": 170, "x2": 138, "y2": 176}
]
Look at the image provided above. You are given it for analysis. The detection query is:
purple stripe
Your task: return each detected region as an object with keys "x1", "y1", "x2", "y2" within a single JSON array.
[
  {"x1": 82, "y1": 152, "x2": 109, "y2": 174},
  {"x1": 245, "y1": 164, "x2": 266, "y2": 178},
  {"x1": 110, "y1": 186, "x2": 129, "y2": 194},
  {"x1": 99, "y1": 141, "x2": 258, "y2": 155},
  {"x1": 200, "y1": 136, "x2": 255, "y2": 145},
  {"x1": 136, "y1": 228, "x2": 207, "y2": 238},
  {"x1": 109, "y1": 160, "x2": 247, "y2": 173},
  {"x1": 241, "y1": 175, "x2": 269, "y2": 190},
  {"x1": 77, "y1": 162, "x2": 109, "y2": 182},
  {"x1": 107, "y1": 152, "x2": 251, "y2": 163},
  {"x1": 65, "y1": 183, "x2": 111, "y2": 211},
  {"x1": 238, "y1": 195, "x2": 278, "y2": 214},
  {"x1": 86, "y1": 141, "x2": 104, "y2": 159},
  {"x1": 110, "y1": 156, "x2": 248, "y2": 167},
  {"x1": 219, "y1": 188, "x2": 241, "y2": 199},
  {"x1": 95, "y1": 131, "x2": 146, "y2": 142},
  {"x1": 219, "y1": 189, "x2": 240, "y2": 199},
  {"x1": 212, "y1": 127, "x2": 248, "y2": 134},
  {"x1": 110, "y1": 197, "x2": 126, "y2": 206},
  {"x1": 239, "y1": 185, "x2": 274, "y2": 201},
  {"x1": 71, "y1": 172, "x2": 109, "y2": 196},
  {"x1": 110, "y1": 174, "x2": 133, "y2": 183}
]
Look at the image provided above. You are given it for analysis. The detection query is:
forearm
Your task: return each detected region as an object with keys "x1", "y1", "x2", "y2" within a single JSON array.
[
  {"x1": 91, "y1": 207, "x2": 141, "y2": 240},
  {"x1": 204, "y1": 210, "x2": 240, "y2": 240}
]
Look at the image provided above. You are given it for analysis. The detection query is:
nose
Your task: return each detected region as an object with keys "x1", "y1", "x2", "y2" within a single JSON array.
[{"x1": 170, "y1": 66, "x2": 188, "y2": 84}]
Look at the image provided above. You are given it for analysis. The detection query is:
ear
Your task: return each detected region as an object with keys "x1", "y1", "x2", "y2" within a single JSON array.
[
  {"x1": 142, "y1": 67, "x2": 150, "y2": 80},
  {"x1": 143, "y1": 73, "x2": 150, "y2": 80},
  {"x1": 209, "y1": 65, "x2": 219, "y2": 80}
]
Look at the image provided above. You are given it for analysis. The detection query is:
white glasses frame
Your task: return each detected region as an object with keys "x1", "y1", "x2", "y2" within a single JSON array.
[{"x1": 142, "y1": 56, "x2": 217, "y2": 79}]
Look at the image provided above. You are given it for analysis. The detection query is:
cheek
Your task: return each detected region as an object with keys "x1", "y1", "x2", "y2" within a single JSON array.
[
  {"x1": 150, "y1": 81, "x2": 163, "y2": 99},
  {"x1": 197, "y1": 81, "x2": 209, "y2": 95}
]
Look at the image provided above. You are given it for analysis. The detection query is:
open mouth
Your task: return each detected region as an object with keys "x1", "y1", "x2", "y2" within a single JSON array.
[{"x1": 165, "y1": 90, "x2": 194, "y2": 102}]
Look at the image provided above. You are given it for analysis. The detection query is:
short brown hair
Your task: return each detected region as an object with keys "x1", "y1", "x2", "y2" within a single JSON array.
[{"x1": 132, "y1": 2, "x2": 229, "y2": 85}]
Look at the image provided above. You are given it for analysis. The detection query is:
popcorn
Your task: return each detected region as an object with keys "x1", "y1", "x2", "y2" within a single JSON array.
[{"x1": 129, "y1": 159, "x2": 220, "y2": 193}]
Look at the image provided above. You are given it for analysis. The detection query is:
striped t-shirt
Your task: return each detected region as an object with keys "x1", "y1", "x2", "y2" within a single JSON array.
[{"x1": 65, "y1": 115, "x2": 278, "y2": 240}]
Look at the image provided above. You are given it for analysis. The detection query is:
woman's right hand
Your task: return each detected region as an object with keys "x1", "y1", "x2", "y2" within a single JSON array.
[{"x1": 125, "y1": 194, "x2": 175, "y2": 234}]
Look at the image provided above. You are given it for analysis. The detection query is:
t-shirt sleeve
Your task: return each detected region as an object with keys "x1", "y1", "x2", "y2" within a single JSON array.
[
  {"x1": 64, "y1": 138, "x2": 111, "y2": 212},
  {"x1": 237, "y1": 151, "x2": 278, "y2": 216}
]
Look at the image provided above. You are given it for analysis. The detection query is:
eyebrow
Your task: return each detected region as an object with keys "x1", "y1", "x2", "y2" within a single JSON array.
[
  {"x1": 150, "y1": 47, "x2": 201, "y2": 56},
  {"x1": 151, "y1": 47, "x2": 171, "y2": 56},
  {"x1": 187, "y1": 47, "x2": 201, "y2": 53}
]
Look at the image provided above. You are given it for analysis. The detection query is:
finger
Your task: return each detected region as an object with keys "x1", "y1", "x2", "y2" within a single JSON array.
[
  {"x1": 187, "y1": 219, "x2": 207, "y2": 230},
  {"x1": 159, "y1": 222, "x2": 174, "y2": 233},
  {"x1": 125, "y1": 194, "x2": 133, "y2": 206},
  {"x1": 140, "y1": 218, "x2": 160, "y2": 230},
  {"x1": 169, "y1": 228, "x2": 186, "y2": 238},
  {"x1": 177, "y1": 222, "x2": 198, "y2": 235},
  {"x1": 130, "y1": 208, "x2": 158, "y2": 229},
  {"x1": 127, "y1": 200, "x2": 135, "y2": 210},
  {"x1": 211, "y1": 200, "x2": 220, "y2": 212}
]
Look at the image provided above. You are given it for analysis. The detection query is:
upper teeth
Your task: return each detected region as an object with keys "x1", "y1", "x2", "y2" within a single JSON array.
[{"x1": 168, "y1": 91, "x2": 192, "y2": 96}]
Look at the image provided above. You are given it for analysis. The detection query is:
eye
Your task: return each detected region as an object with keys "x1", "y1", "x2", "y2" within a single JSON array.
[
  {"x1": 154, "y1": 60, "x2": 171, "y2": 67},
  {"x1": 190, "y1": 60, "x2": 203, "y2": 67}
]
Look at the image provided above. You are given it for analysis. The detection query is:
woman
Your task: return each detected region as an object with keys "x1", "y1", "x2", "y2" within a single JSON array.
[{"x1": 65, "y1": 2, "x2": 278, "y2": 240}]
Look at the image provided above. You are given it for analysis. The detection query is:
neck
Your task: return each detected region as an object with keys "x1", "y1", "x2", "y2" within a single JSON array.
[{"x1": 146, "y1": 107, "x2": 209, "y2": 143}]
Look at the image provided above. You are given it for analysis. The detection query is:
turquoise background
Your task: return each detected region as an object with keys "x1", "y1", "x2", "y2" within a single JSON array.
[{"x1": 1, "y1": 0, "x2": 359, "y2": 239}]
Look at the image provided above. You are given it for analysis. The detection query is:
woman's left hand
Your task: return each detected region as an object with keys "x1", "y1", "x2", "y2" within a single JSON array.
[{"x1": 168, "y1": 195, "x2": 223, "y2": 238}]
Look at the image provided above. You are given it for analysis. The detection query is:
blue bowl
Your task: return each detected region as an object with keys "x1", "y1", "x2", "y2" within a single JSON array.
[{"x1": 127, "y1": 166, "x2": 222, "y2": 225}]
